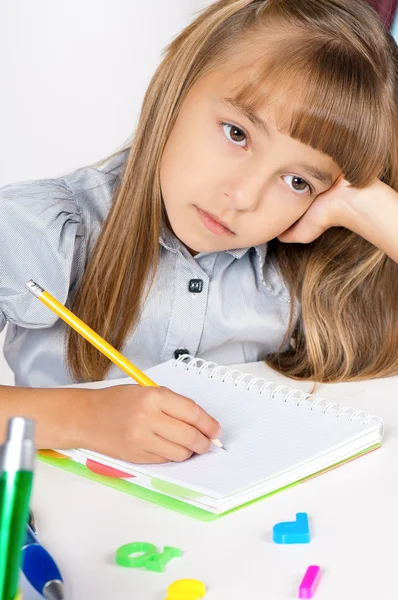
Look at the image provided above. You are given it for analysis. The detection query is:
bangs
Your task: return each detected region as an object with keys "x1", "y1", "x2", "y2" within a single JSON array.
[{"x1": 227, "y1": 34, "x2": 392, "y2": 186}]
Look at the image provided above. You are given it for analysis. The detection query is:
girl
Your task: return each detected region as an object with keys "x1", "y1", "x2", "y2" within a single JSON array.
[{"x1": 1, "y1": 0, "x2": 398, "y2": 464}]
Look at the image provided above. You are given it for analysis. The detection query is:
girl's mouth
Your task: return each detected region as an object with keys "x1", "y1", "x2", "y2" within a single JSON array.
[{"x1": 195, "y1": 207, "x2": 234, "y2": 236}]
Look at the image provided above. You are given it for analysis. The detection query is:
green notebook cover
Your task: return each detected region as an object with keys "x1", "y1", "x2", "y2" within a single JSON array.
[{"x1": 37, "y1": 442, "x2": 381, "y2": 522}]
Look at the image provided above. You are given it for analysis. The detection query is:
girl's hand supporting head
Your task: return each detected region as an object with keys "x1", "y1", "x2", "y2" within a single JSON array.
[
  {"x1": 277, "y1": 176, "x2": 368, "y2": 244},
  {"x1": 81, "y1": 385, "x2": 222, "y2": 464}
]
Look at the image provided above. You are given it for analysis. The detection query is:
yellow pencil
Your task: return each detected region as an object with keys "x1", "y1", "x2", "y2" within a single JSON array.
[{"x1": 26, "y1": 280, "x2": 225, "y2": 451}]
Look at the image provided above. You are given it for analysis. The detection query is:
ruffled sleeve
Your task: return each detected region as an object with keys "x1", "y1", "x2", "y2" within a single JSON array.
[{"x1": 0, "y1": 177, "x2": 85, "y2": 330}]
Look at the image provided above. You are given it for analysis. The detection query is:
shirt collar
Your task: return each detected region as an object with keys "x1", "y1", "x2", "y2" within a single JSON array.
[
  {"x1": 159, "y1": 224, "x2": 181, "y2": 252},
  {"x1": 159, "y1": 224, "x2": 268, "y2": 267}
]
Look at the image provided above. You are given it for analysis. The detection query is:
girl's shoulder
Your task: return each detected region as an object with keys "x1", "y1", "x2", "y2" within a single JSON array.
[
  {"x1": 0, "y1": 149, "x2": 128, "y2": 331},
  {"x1": 60, "y1": 148, "x2": 129, "y2": 223},
  {"x1": 0, "y1": 148, "x2": 128, "y2": 234}
]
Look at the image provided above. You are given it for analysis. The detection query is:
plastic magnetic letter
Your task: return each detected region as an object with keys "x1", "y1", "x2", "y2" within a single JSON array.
[
  {"x1": 272, "y1": 512, "x2": 310, "y2": 544},
  {"x1": 144, "y1": 546, "x2": 182, "y2": 572},
  {"x1": 115, "y1": 542, "x2": 181, "y2": 572},
  {"x1": 298, "y1": 565, "x2": 321, "y2": 598},
  {"x1": 165, "y1": 578, "x2": 207, "y2": 599},
  {"x1": 115, "y1": 542, "x2": 157, "y2": 568}
]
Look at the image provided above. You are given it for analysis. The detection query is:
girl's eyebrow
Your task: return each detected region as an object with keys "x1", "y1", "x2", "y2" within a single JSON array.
[
  {"x1": 295, "y1": 164, "x2": 333, "y2": 187},
  {"x1": 221, "y1": 97, "x2": 271, "y2": 137},
  {"x1": 220, "y1": 97, "x2": 334, "y2": 187}
]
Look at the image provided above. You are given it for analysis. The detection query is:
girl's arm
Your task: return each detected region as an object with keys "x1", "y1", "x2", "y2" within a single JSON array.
[
  {"x1": 0, "y1": 385, "x2": 90, "y2": 448},
  {"x1": 0, "y1": 383, "x2": 221, "y2": 463},
  {"x1": 278, "y1": 177, "x2": 398, "y2": 264},
  {"x1": 336, "y1": 179, "x2": 398, "y2": 264}
]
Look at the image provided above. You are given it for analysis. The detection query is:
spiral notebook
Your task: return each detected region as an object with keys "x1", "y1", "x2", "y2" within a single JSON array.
[{"x1": 38, "y1": 355, "x2": 383, "y2": 521}]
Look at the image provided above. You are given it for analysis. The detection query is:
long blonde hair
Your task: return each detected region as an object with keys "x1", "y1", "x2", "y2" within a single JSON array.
[{"x1": 68, "y1": 0, "x2": 398, "y2": 383}]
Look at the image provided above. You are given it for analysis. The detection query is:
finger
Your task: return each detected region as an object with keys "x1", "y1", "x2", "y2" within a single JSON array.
[
  {"x1": 102, "y1": 445, "x2": 168, "y2": 465},
  {"x1": 136, "y1": 451, "x2": 169, "y2": 464},
  {"x1": 134, "y1": 428, "x2": 194, "y2": 462},
  {"x1": 153, "y1": 412, "x2": 212, "y2": 455},
  {"x1": 148, "y1": 432, "x2": 194, "y2": 462},
  {"x1": 277, "y1": 225, "x2": 302, "y2": 242},
  {"x1": 159, "y1": 388, "x2": 222, "y2": 439}
]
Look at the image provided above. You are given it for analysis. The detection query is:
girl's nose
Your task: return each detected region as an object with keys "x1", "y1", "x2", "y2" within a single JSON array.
[{"x1": 224, "y1": 164, "x2": 267, "y2": 212}]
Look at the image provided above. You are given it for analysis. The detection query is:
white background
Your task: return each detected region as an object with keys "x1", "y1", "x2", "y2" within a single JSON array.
[{"x1": 0, "y1": 0, "x2": 212, "y2": 385}]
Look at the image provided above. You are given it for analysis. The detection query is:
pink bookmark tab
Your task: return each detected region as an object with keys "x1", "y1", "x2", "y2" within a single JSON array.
[{"x1": 299, "y1": 565, "x2": 321, "y2": 598}]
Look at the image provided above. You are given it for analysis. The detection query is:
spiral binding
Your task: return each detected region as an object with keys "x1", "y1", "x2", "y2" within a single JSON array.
[{"x1": 173, "y1": 354, "x2": 384, "y2": 434}]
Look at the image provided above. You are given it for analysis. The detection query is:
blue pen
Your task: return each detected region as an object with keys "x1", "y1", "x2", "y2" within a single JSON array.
[{"x1": 22, "y1": 523, "x2": 64, "y2": 600}]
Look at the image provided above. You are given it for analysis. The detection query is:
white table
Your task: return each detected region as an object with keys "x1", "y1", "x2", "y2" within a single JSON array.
[{"x1": 25, "y1": 362, "x2": 398, "y2": 600}]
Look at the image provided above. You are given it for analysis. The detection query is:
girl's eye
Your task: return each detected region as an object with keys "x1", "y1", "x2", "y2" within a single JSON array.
[
  {"x1": 282, "y1": 175, "x2": 312, "y2": 196},
  {"x1": 220, "y1": 122, "x2": 313, "y2": 196},
  {"x1": 221, "y1": 122, "x2": 247, "y2": 147}
]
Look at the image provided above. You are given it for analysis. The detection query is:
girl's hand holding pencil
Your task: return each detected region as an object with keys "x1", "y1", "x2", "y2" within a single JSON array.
[
  {"x1": 84, "y1": 384, "x2": 222, "y2": 463},
  {"x1": 26, "y1": 280, "x2": 223, "y2": 464}
]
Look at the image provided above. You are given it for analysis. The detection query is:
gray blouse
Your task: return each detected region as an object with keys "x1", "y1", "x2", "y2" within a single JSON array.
[{"x1": 0, "y1": 150, "x2": 300, "y2": 387}]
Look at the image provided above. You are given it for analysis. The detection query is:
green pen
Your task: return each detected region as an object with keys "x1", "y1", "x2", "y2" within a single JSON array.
[{"x1": 0, "y1": 418, "x2": 35, "y2": 600}]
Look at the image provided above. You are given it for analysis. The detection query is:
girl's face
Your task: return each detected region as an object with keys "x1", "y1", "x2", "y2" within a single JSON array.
[{"x1": 160, "y1": 68, "x2": 342, "y2": 254}]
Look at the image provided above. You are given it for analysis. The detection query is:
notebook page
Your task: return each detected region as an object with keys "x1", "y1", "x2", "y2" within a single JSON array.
[{"x1": 84, "y1": 361, "x2": 380, "y2": 499}]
